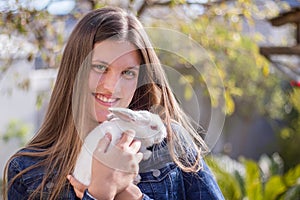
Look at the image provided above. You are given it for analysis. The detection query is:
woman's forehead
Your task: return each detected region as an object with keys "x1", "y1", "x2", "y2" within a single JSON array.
[{"x1": 92, "y1": 40, "x2": 142, "y2": 66}]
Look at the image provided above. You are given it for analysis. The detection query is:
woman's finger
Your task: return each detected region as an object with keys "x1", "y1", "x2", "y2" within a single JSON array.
[
  {"x1": 67, "y1": 175, "x2": 87, "y2": 198},
  {"x1": 130, "y1": 140, "x2": 141, "y2": 153},
  {"x1": 95, "y1": 133, "x2": 112, "y2": 154},
  {"x1": 136, "y1": 152, "x2": 143, "y2": 163},
  {"x1": 116, "y1": 130, "x2": 135, "y2": 149}
]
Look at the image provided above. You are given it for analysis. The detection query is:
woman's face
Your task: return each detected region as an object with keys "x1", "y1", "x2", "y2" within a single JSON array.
[{"x1": 88, "y1": 40, "x2": 142, "y2": 123}]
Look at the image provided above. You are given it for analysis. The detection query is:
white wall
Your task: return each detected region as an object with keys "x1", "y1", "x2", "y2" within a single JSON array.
[{"x1": 0, "y1": 59, "x2": 56, "y2": 179}]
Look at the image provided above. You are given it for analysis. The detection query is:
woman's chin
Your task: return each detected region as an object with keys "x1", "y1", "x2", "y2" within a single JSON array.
[{"x1": 94, "y1": 110, "x2": 110, "y2": 123}]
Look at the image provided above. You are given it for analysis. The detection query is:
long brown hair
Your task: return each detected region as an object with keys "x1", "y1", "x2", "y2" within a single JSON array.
[{"x1": 3, "y1": 7, "x2": 207, "y2": 199}]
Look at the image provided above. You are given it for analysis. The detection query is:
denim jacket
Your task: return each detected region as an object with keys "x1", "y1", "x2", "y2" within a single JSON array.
[{"x1": 7, "y1": 125, "x2": 224, "y2": 200}]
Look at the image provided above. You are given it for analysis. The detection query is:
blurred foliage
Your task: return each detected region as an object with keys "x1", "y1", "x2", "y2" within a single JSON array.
[
  {"x1": 278, "y1": 88, "x2": 300, "y2": 170},
  {"x1": 149, "y1": 1, "x2": 287, "y2": 119},
  {"x1": 206, "y1": 154, "x2": 300, "y2": 200},
  {"x1": 1, "y1": 119, "x2": 32, "y2": 146},
  {"x1": 290, "y1": 88, "x2": 300, "y2": 113},
  {"x1": 1, "y1": 9, "x2": 66, "y2": 68}
]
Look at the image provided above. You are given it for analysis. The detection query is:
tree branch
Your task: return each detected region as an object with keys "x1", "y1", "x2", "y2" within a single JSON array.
[{"x1": 136, "y1": 0, "x2": 238, "y2": 16}]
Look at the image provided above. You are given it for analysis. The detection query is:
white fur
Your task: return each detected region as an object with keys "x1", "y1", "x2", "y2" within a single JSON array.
[{"x1": 73, "y1": 107, "x2": 167, "y2": 185}]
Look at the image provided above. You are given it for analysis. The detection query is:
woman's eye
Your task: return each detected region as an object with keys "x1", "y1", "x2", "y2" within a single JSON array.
[
  {"x1": 92, "y1": 64, "x2": 107, "y2": 73},
  {"x1": 122, "y1": 70, "x2": 137, "y2": 79}
]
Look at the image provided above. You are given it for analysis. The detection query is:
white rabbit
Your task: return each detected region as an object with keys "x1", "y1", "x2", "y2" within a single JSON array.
[{"x1": 73, "y1": 107, "x2": 167, "y2": 185}]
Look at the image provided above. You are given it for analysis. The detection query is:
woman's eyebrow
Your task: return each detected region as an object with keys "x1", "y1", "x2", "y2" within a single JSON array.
[
  {"x1": 126, "y1": 66, "x2": 140, "y2": 70},
  {"x1": 92, "y1": 59, "x2": 140, "y2": 69},
  {"x1": 91, "y1": 59, "x2": 109, "y2": 65}
]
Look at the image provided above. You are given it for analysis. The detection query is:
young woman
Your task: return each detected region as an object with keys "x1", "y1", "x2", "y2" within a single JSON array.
[{"x1": 3, "y1": 7, "x2": 224, "y2": 200}]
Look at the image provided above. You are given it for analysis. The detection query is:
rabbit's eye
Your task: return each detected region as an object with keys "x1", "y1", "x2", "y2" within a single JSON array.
[{"x1": 150, "y1": 125, "x2": 158, "y2": 130}]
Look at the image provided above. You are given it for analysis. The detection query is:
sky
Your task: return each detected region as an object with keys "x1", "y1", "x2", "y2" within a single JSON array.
[{"x1": 0, "y1": 0, "x2": 76, "y2": 15}]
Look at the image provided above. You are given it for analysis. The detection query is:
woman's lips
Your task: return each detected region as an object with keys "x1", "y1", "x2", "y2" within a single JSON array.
[{"x1": 92, "y1": 93, "x2": 119, "y2": 106}]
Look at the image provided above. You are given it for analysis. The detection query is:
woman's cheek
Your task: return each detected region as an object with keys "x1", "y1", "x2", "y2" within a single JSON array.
[
  {"x1": 88, "y1": 72, "x2": 99, "y2": 92},
  {"x1": 125, "y1": 81, "x2": 138, "y2": 104}
]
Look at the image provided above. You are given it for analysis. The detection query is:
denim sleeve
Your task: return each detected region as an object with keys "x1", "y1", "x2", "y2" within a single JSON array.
[
  {"x1": 82, "y1": 189, "x2": 153, "y2": 200},
  {"x1": 82, "y1": 189, "x2": 96, "y2": 200},
  {"x1": 141, "y1": 193, "x2": 153, "y2": 200},
  {"x1": 183, "y1": 159, "x2": 225, "y2": 200},
  {"x1": 7, "y1": 159, "x2": 29, "y2": 200}
]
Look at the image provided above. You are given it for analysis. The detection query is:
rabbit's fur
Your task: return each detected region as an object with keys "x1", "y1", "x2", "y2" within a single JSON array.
[{"x1": 73, "y1": 107, "x2": 167, "y2": 185}]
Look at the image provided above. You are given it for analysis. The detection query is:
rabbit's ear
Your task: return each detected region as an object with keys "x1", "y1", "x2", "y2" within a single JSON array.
[
  {"x1": 108, "y1": 107, "x2": 151, "y2": 125},
  {"x1": 108, "y1": 107, "x2": 137, "y2": 122},
  {"x1": 134, "y1": 111, "x2": 151, "y2": 126}
]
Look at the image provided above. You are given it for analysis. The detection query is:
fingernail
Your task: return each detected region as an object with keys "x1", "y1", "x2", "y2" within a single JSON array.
[{"x1": 67, "y1": 175, "x2": 71, "y2": 180}]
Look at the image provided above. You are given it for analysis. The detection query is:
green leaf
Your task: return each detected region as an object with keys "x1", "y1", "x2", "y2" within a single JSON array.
[
  {"x1": 184, "y1": 85, "x2": 193, "y2": 101},
  {"x1": 290, "y1": 89, "x2": 300, "y2": 113},
  {"x1": 284, "y1": 164, "x2": 300, "y2": 187},
  {"x1": 1, "y1": 119, "x2": 32, "y2": 146},
  {"x1": 264, "y1": 175, "x2": 286, "y2": 200},
  {"x1": 225, "y1": 90, "x2": 235, "y2": 115},
  {"x1": 205, "y1": 157, "x2": 243, "y2": 200},
  {"x1": 244, "y1": 160, "x2": 263, "y2": 200}
]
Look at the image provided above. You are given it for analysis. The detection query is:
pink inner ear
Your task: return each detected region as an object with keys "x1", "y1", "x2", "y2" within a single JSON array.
[
  {"x1": 150, "y1": 125, "x2": 158, "y2": 130},
  {"x1": 116, "y1": 112, "x2": 134, "y2": 122},
  {"x1": 109, "y1": 108, "x2": 136, "y2": 122}
]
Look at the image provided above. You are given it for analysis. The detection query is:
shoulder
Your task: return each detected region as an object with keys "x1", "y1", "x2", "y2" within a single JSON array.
[
  {"x1": 8, "y1": 148, "x2": 45, "y2": 172},
  {"x1": 7, "y1": 147, "x2": 48, "y2": 188},
  {"x1": 169, "y1": 120, "x2": 193, "y2": 142},
  {"x1": 169, "y1": 121, "x2": 198, "y2": 157},
  {"x1": 170, "y1": 120, "x2": 183, "y2": 132},
  {"x1": 6, "y1": 148, "x2": 46, "y2": 198}
]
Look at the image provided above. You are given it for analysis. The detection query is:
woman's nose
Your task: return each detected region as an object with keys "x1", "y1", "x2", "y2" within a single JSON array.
[{"x1": 99, "y1": 72, "x2": 121, "y2": 92}]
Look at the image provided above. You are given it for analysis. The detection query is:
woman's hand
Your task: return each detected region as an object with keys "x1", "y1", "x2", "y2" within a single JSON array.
[
  {"x1": 68, "y1": 130, "x2": 143, "y2": 199},
  {"x1": 114, "y1": 183, "x2": 143, "y2": 200},
  {"x1": 67, "y1": 177, "x2": 143, "y2": 200},
  {"x1": 67, "y1": 175, "x2": 87, "y2": 199}
]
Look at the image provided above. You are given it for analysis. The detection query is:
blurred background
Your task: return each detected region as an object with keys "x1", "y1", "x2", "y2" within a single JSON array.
[{"x1": 0, "y1": 0, "x2": 299, "y2": 199}]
